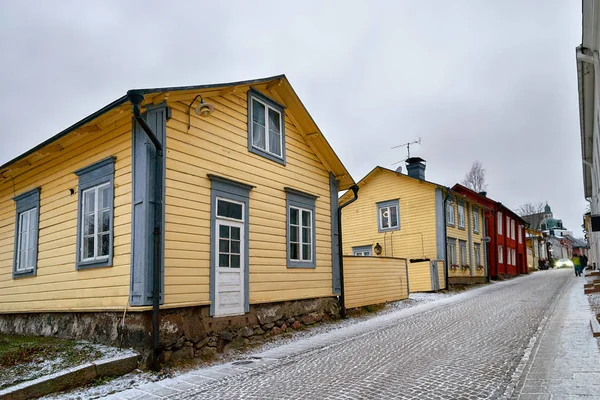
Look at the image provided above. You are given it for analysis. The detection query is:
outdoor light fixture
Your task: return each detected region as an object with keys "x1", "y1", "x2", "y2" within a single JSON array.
[
  {"x1": 374, "y1": 243, "x2": 382, "y2": 256},
  {"x1": 187, "y1": 94, "x2": 215, "y2": 130}
]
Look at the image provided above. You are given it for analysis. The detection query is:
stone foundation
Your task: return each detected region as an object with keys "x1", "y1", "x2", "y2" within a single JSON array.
[
  {"x1": 448, "y1": 276, "x2": 488, "y2": 286},
  {"x1": 0, "y1": 297, "x2": 340, "y2": 367}
]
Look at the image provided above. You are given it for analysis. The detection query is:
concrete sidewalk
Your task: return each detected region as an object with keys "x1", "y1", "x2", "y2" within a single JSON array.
[{"x1": 512, "y1": 274, "x2": 600, "y2": 399}]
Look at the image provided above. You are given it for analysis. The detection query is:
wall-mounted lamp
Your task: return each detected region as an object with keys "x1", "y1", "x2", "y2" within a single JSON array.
[
  {"x1": 187, "y1": 94, "x2": 215, "y2": 130},
  {"x1": 374, "y1": 242, "x2": 382, "y2": 256}
]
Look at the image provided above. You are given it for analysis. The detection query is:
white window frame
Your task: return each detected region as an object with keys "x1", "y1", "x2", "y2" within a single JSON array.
[
  {"x1": 498, "y1": 212, "x2": 503, "y2": 235},
  {"x1": 498, "y1": 245, "x2": 503, "y2": 263},
  {"x1": 447, "y1": 203, "x2": 456, "y2": 226},
  {"x1": 473, "y1": 208, "x2": 480, "y2": 233},
  {"x1": 458, "y1": 204, "x2": 465, "y2": 229},
  {"x1": 250, "y1": 95, "x2": 283, "y2": 159},
  {"x1": 15, "y1": 208, "x2": 37, "y2": 272},
  {"x1": 474, "y1": 244, "x2": 481, "y2": 266},
  {"x1": 447, "y1": 242, "x2": 457, "y2": 265},
  {"x1": 511, "y1": 220, "x2": 515, "y2": 240},
  {"x1": 353, "y1": 250, "x2": 371, "y2": 256},
  {"x1": 289, "y1": 205, "x2": 313, "y2": 263},
  {"x1": 518, "y1": 225, "x2": 523, "y2": 244},
  {"x1": 459, "y1": 241, "x2": 467, "y2": 265},
  {"x1": 216, "y1": 197, "x2": 245, "y2": 222},
  {"x1": 80, "y1": 183, "x2": 111, "y2": 263},
  {"x1": 379, "y1": 204, "x2": 399, "y2": 231},
  {"x1": 512, "y1": 249, "x2": 516, "y2": 266}
]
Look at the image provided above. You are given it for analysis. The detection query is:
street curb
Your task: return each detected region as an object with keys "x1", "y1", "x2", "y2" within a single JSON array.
[{"x1": 0, "y1": 352, "x2": 138, "y2": 400}]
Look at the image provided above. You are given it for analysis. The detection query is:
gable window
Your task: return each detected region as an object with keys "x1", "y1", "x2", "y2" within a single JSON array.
[
  {"x1": 377, "y1": 199, "x2": 400, "y2": 232},
  {"x1": 498, "y1": 245, "x2": 503, "y2": 263},
  {"x1": 247, "y1": 89, "x2": 286, "y2": 165},
  {"x1": 498, "y1": 212, "x2": 503, "y2": 235},
  {"x1": 447, "y1": 203, "x2": 455, "y2": 226},
  {"x1": 473, "y1": 208, "x2": 480, "y2": 233},
  {"x1": 353, "y1": 245, "x2": 372, "y2": 256},
  {"x1": 459, "y1": 240, "x2": 467, "y2": 265},
  {"x1": 447, "y1": 239, "x2": 457, "y2": 265},
  {"x1": 457, "y1": 203, "x2": 465, "y2": 229},
  {"x1": 74, "y1": 157, "x2": 115, "y2": 269},
  {"x1": 511, "y1": 220, "x2": 515, "y2": 240},
  {"x1": 286, "y1": 188, "x2": 316, "y2": 268},
  {"x1": 13, "y1": 188, "x2": 41, "y2": 278}
]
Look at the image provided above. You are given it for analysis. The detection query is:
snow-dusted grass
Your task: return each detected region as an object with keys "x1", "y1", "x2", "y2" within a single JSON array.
[{"x1": 0, "y1": 335, "x2": 132, "y2": 391}]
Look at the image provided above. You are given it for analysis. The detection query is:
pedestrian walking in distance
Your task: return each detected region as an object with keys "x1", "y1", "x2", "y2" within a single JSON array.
[
  {"x1": 573, "y1": 254, "x2": 582, "y2": 277},
  {"x1": 582, "y1": 254, "x2": 588, "y2": 273}
]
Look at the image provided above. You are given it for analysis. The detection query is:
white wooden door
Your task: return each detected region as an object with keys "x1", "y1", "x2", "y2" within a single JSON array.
[{"x1": 215, "y1": 216, "x2": 245, "y2": 316}]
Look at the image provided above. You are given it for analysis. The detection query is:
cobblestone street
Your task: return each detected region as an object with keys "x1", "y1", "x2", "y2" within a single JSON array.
[{"x1": 107, "y1": 270, "x2": 590, "y2": 400}]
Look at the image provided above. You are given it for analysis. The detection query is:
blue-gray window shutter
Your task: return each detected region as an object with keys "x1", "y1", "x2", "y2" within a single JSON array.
[{"x1": 130, "y1": 103, "x2": 168, "y2": 306}]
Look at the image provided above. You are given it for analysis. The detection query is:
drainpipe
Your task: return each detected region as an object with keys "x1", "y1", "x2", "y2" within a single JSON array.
[
  {"x1": 442, "y1": 188, "x2": 451, "y2": 290},
  {"x1": 338, "y1": 184, "x2": 359, "y2": 318},
  {"x1": 127, "y1": 90, "x2": 163, "y2": 371}
]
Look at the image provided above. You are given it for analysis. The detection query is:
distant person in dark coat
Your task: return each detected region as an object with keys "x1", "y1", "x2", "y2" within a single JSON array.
[{"x1": 582, "y1": 254, "x2": 589, "y2": 272}]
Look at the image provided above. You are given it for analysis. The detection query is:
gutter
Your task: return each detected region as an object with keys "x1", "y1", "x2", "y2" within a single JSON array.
[
  {"x1": 127, "y1": 90, "x2": 163, "y2": 371},
  {"x1": 443, "y1": 188, "x2": 451, "y2": 290},
  {"x1": 337, "y1": 184, "x2": 359, "y2": 318}
]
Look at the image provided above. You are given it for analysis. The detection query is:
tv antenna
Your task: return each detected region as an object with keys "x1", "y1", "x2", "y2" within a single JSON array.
[{"x1": 391, "y1": 137, "x2": 422, "y2": 165}]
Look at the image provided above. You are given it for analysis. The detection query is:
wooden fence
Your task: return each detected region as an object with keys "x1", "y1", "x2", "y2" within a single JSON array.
[{"x1": 343, "y1": 256, "x2": 409, "y2": 309}]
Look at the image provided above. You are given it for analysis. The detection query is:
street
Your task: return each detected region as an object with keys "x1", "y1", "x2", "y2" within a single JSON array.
[{"x1": 104, "y1": 269, "x2": 598, "y2": 400}]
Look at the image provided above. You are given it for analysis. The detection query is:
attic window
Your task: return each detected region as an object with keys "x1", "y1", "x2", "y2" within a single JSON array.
[{"x1": 247, "y1": 89, "x2": 286, "y2": 165}]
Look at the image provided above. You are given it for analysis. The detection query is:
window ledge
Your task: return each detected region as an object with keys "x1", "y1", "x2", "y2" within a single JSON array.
[
  {"x1": 379, "y1": 226, "x2": 400, "y2": 233},
  {"x1": 287, "y1": 261, "x2": 316, "y2": 269},
  {"x1": 77, "y1": 258, "x2": 112, "y2": 270},
  {"x1": 13, "y1": 269, "x2": 36, "y2": 279},
  {"x1": 249, "y1": 146, "x2": 286, "y2": 166}
]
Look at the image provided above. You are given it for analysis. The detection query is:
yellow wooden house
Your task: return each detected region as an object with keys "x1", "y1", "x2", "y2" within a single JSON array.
[
  {"x1": 340, "y1": 158, "x2": 488, "y2": 292},
  {"x1": 0, "y1": 75, "x2": 354, "y2": 357}
]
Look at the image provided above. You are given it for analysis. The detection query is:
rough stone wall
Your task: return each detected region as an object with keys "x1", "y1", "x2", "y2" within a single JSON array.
[{"x1": 0, "y1": 297, "x2": 340, "y2": 367}]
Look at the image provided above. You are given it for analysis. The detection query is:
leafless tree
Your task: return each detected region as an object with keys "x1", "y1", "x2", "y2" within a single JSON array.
[
  {"x1": 517, "y1": 202, "x2": 545, "y2": 216},
  {"x1": 462, "y1": 161, "x2": 488, "y2": 193}
]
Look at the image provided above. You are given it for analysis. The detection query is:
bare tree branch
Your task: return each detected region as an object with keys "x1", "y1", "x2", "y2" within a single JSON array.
[
  {"x1": 516, "y1": 202, "x2": 545, "y2": 216},
  {"x1": 462, "y1": 161, "x2": 488, "y2": 193}
]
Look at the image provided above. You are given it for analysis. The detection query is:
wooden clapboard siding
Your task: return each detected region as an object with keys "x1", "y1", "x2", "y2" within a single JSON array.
[
  {"x1": 0, "y1": 113, "x2": 132, "y2": 313},
  {"x1": 448, "y1": 200, "x2": 485, "y2": 278},
  {"x1": 341, "y1": 168, "x2": 438, "y2": 292},
  {"x1": 163, "y1": 87, "x2": 333, "y2": 307},
  {"x1": 343, "y1": 256, "x2": 408, "y2": 309}
]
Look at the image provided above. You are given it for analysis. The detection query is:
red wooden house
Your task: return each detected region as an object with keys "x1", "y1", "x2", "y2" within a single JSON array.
[{"x1": 452, "y1": 185, "x2": 528, "y2": 278}]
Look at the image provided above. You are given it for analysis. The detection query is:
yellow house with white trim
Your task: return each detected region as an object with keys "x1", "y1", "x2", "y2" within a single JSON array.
[{"x1": 0, "y1": 75, "x2": 354, "y2": 361}]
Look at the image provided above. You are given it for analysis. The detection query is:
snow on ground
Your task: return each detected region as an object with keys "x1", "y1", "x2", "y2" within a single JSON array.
[
  {"x1": 1, "y1": 341, "x2": 135, "y2": 392},
  {"x1": 42, "y1": 290, "x2": 465, "y2": 399}
]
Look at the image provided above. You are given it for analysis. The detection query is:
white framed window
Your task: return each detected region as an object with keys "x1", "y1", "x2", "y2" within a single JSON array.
[
  {"x1": 473, "y1": 208, "x2": 480, "y2": 233},
  {"x1": 216, "y1": 198, "x2": 244, "y2": 222},
  {"x1": 518, "y1": 225, "x2": 523, "y2": 244},
  {"x1": 80, "y1": 183, "x2": 111, "y2": 262},
  {"x1": 511, "y1": 220, "x2": 515, "y2": 240},
  {"x1": 506, "y1": 216, "x2": 510, "y2": 238},
  {"x1": 498, "y1": 212, "x2": 503, "y2": 235},
  {"x1": 447, "y1": 203, "x2": 456, "y2": 226},
  {"x1": 474, "y1": 244, "x2": 481, "y2": 266},
  {"x1": 377, "y1": 200, "x2": 400, "y2": 232},
  {"x1": 13, "y1": 188, "x2": 41, "y2": 278},
  {"x1": 458, "y1": 203, "x2": 465, "y2": 229},
  {"x1": 286, "y1": 187, "x2": 317, "y2": 268},
  {"x1": 74, "y1": 157, "x2": 115, "y2": 270},
  {"x1": 248, "y1": 90, "x2": 285, "y2": 165},
  {"x1": 289, "y1": 206, "x2": 312, "y2": 262},
  {"x1": 353, "y1": 245, "x2": 372, "y2": 256},
  {"x1": 459, "y1": 240, "x2": 467, "y2": 265},
  {"x1": 16, "y1": 208, "x2": 37, "y2": 273},
  {"x1": 498, "y1": 245, "x2": 503, "y2": 263},
  {"x1": 447, "y1": 241, "x2": 457, "y2": 265},
  {"x1": 512, "y1": 249, "x2": 516, "y2": 266}
]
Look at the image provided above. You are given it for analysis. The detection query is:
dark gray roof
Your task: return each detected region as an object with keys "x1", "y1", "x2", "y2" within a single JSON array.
[{"x1": 522, "y1": 212, "x2": 545, "y2": 230}]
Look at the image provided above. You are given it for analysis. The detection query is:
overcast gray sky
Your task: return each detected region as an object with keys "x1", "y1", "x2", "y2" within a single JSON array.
[{"x1": 0, "y1": 1, "x2": 586, "y2": 235}]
